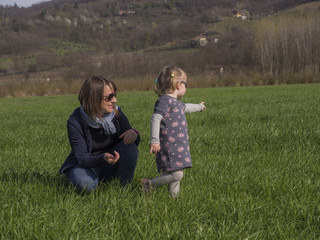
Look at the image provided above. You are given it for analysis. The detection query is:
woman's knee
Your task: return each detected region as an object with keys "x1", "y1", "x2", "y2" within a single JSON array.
[
  {"x1": 115, "y1": 142, "x2": 138, "y2": 165},
  {"x1": 127, "y1": 143, "x2": 139, "y2": 162},
  {"x1": 77, "y1": 176, "x2": 97, "y2": 192},
  {"x1": 117, "y1": 142, "x2": 138, "y2": 155},
  {"x1": 125, "y1": 143, "x2": 138, "y2": 157},
  {"x1": 67, "y1": 167, "x2": 98, "y2": 193}
]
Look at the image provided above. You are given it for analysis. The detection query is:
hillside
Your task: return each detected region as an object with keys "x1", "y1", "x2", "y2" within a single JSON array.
[
  {"x1": 0, "y1": 0, "x2": 319, "y2": 97},
  {"x1": 0, "y1": 0, "x2": 316, "y2": 56}
]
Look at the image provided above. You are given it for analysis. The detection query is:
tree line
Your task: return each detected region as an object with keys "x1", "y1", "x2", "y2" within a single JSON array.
[{"x1": 256, "y1": 11, "x2": 320, "y2": 77}]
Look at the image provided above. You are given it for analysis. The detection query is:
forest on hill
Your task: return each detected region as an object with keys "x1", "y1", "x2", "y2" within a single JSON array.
[{"x1": 0, "y1": 0, "x2": 319, "y2": 96}]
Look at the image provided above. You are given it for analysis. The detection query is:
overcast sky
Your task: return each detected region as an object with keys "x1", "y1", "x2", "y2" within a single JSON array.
[{"x1": 0, "y1": 0, "x2": 51, "y2": 8}]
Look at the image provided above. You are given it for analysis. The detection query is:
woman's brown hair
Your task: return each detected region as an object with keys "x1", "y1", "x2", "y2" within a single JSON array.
[{"x1": 78, "y1": 76, "x2": 119, "y2": 118}]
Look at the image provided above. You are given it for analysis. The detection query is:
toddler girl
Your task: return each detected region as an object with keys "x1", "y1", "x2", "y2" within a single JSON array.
[{"x1": 142, "y1": 66, "x2": 206, "y2": 197}]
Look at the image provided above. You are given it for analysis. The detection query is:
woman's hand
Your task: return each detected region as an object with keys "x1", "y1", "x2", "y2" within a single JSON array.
[
  {"x1": 104, "y1": 151, "x2": 120, "y2": 165},
  {"x1": 150, "y1": 143, "x2": 160, "y2": 154},
  {"x1": 119, "y1": 129, "x2": 138, "y2": 145}
]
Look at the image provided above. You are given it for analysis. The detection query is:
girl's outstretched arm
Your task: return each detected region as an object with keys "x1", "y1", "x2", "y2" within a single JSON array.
[{"x1": 184, "y1": 102, "x2": 206, "y2": 113}]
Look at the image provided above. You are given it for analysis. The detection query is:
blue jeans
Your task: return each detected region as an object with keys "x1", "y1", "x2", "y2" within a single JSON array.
[{"x1": 67, "y1": 142, "x2": 138, "y2": 193}]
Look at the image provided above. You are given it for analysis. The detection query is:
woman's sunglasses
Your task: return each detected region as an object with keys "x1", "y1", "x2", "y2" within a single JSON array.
[{"x1": 102, "y1": 91, "x2": 117, "y2": 102}]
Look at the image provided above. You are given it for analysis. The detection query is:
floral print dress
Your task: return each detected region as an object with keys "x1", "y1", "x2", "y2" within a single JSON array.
[{"x1": 154, "y1": 95, "x2": 192, "y2": 173}]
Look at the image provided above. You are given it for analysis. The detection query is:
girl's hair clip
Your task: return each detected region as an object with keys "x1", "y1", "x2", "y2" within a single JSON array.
[
  {"x1": 170, "y1": 73, "x2": 175, "y2": 77},
  {"x1": 155, "y1": 78, "x2": 158, "y2": 83}
]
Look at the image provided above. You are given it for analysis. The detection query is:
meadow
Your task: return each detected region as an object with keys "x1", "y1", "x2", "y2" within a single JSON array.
[{"x1": 0, "y1": 83, "x2": 320, "y2": 239}]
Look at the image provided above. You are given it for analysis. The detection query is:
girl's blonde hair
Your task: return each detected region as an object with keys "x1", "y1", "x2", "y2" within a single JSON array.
[{"x1": 154, "y1": 66, "x2": 187, "y2": 96}]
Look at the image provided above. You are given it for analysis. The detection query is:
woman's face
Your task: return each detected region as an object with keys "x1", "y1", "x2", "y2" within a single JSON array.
[{"x1": 100, "y1": 84, "x2": 117, "y2": 115}]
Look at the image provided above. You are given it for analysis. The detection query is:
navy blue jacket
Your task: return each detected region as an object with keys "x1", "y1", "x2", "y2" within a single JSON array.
[{"x1": 59, "y1": 107, "x2": 140, "y2": 175}]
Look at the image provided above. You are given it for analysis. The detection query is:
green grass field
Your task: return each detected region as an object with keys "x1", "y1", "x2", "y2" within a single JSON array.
[{"x1": 1, "y1": 84, "x2": 320, "y2": 239}]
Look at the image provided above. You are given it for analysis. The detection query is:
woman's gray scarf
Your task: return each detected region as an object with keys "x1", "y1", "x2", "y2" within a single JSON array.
[{"x1": 80, "y1": 106, "x2": 117, "y2": 134}]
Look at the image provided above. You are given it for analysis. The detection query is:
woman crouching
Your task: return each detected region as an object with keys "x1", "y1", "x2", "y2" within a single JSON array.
[{"x1": 59, "y1": 76, "x2": 139, "y2": 193}]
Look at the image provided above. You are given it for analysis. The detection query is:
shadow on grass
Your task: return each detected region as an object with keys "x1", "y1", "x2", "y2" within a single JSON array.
[
  {"x1": 0, "y1": 167, "x2": 143, "y2": 196},
  {"x1": 0, "y1": 168, "x2": 71, "y2": 192}
]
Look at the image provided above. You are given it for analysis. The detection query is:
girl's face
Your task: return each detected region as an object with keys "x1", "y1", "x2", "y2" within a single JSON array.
[
  {"x1": 100, "y1": 84, "x2": 117, "y2": 115},
  {"x1": 177, "y1": 81, "x2": 187, "y2": 99},
  {"x1": 176, "y1": 73, "x2": 187, "y2": 99}
]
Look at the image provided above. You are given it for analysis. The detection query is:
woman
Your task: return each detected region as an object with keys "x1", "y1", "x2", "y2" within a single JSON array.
[{"x1": 59, "y1": 76, "x2": 140, "y2": 192}]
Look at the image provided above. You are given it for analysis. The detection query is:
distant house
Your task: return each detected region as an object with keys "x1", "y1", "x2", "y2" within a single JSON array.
[
  {"x1": 212, "y1": 65, "x2": 224, "y2": 75},
  {"x1": 232, "y1": 10, "x2": 248, "y2": 20},
  {"x1": 199, "y1": 37, "x2": 208, "y2": 47},
  {"x1": 191, "y1": 36, "x2": 208, "y2": 48},
  {"x1": 207, "y1": 36, "x2": 219, "y2": 44}
]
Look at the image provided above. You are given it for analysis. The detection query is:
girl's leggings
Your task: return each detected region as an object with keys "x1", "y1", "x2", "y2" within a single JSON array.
[{"x1": 150, "y1": 170, "x2": 183, "y2": 197}]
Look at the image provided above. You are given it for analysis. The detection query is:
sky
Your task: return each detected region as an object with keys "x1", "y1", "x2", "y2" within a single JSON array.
[{"x1": 0, "y1": 0, "x2": 51, "y2": 8}]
